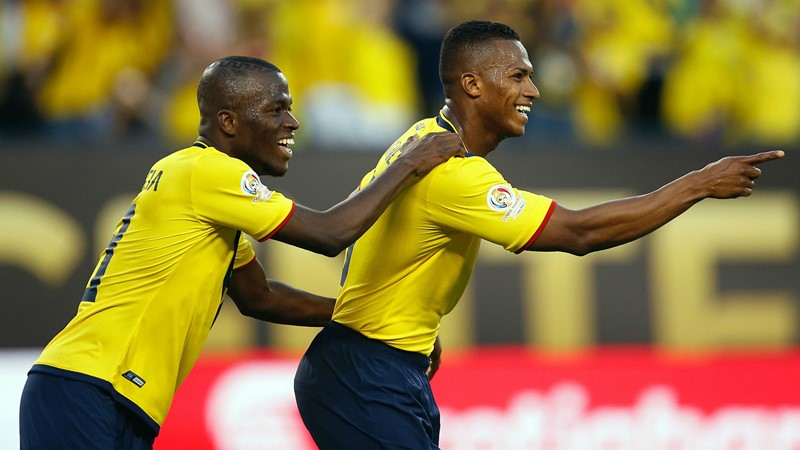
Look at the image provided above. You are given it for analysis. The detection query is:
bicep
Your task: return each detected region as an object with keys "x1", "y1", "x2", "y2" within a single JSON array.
[
  {"x1": 270, "y1": 204, "x2": 333, "y2": 253},
  {"x1": 526, "y1": 204, "x2": 589, "y2": 255}
]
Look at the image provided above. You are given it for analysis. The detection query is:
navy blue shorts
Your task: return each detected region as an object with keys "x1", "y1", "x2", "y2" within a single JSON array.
[
  {"x1": 19, "y1": 372, "x2": 156, "y2": 450},
  {"x1": 294, "y1": 321, "x2": 440, "y2": 450}
]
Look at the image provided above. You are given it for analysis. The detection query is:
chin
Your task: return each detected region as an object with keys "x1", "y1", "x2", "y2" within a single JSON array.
[
  {"x1": 503, "y1": 127, "x2": 526, "y2": 139},
  {"x1": 266, "y1": 168, "x2": 288, "y2": 178},
  {"x1": 274, "y1": 164, "x2": 289, "y2": 177},
  {"x1": 260, "y1": 161, "x2": 289, "y2": 177}
]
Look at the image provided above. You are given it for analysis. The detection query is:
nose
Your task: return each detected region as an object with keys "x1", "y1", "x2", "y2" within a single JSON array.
[
  {"x1": 526, "y1": 79, "x2": 540, "y2": 100},
  {"x1": 285, "y1": 111, "x2": 300, "y2": 130}
]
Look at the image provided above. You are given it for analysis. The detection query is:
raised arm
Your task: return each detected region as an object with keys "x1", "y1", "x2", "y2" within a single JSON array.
[
  {"x1": 227, "y1": 257, "x2": 334, "y2": 326},
  {"x1": 273, "y1": 132, "x2": 465, "y2": 256},
  {"x1": 530, "y1": 150, "x2": 785, "y2": 256}
]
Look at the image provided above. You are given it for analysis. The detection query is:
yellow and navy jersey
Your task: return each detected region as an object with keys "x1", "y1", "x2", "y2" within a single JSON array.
[
  {"x1": 31, "y1": 142, "x2": 294, "y2": 432},
  {"x1": 333, "y1": 111, "x2": 556, "y2": 355}
]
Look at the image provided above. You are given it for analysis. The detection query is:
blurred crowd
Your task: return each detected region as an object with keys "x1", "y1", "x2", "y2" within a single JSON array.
[{"x1": 1, "y1": 0, "x2": 799, "y2": 151}]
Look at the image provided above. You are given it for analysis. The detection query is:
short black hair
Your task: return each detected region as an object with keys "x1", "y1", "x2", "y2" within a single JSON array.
[
  {"x1": 208, "y1": 56, "x2": 281, "y2": 76},
  {"x1": 439, "y1": 20, "x2": 521, "y2": 87},
  {"x1": 197, "y1": 56, "x2": 282, "y2": 114}
]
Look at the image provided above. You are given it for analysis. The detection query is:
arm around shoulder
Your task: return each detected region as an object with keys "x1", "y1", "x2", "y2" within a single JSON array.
[{"x1": 272, "y1": 132, "x2": 465, "y2": 256}]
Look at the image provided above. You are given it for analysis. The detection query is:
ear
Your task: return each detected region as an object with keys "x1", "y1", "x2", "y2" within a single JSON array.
[
  {"x1": 461, "y1": 73, "x2": 481, "y2": 99},
  {"x1": 218, "y1": 110, "x2": 237, "y2": 137}
]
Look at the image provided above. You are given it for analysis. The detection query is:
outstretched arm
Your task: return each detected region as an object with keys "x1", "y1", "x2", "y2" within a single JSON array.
[
  {"x1": 227, "y1": 257, "x2": 334, "y2": 326},
  {"x1": 273, "y1": 132, "x2": 465, "y2": 256},
  {"x1": 530, "y1": 150, "x2": 784, "y2": 256}
]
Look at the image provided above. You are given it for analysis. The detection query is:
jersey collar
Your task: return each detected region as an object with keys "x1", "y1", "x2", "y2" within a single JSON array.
[{"x1": 436, "y1": 109, "x2": 476, "y2": 157}]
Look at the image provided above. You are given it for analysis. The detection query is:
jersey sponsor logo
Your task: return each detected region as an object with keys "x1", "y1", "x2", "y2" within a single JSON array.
[{"x1": 240, "y1": 170, "x2": 273, "y2": 203}]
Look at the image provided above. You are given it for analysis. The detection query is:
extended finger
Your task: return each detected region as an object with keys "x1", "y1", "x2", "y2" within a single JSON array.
[{"x1": 742, "y1": 150, "x2": 785, "y2": 165}]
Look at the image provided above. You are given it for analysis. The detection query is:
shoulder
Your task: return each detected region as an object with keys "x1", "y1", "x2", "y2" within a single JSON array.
[
  {"x1": 190, "y1": 148, "x2": 253, "y2": 179},
  {"x1": 434, "y1": 155, "x2": 502, "y2": 182},
  {"x1": 421, "y1": 156, "x2": 506, "y2": 203}
]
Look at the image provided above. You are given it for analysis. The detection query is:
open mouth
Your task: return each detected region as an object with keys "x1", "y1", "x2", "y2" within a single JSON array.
[
  {"x1": 515, "y1": 105, "x2": 531, "y2": 118},
  {"x1": 277, "y1": 138, "x2": 294, "y2": 156}
]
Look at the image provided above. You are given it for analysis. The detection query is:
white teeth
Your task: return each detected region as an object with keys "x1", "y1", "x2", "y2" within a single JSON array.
[
  {"x1": 277, "y1": 138, "x2": 295, "y2": 146},
  {"x1": 515, "y1": 105, "x2": 531, "y2": 113}
]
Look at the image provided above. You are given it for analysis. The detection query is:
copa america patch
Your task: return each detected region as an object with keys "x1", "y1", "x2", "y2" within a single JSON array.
[
  {"x1": 487, "y1": 184, "x2": 526, "y2": 221},
  {"x1": 240, "y1": 170, "x2": 273, "y2": 203},
  {"x1": 486, "y1": 184, "x2": 516, "y2": 211}
]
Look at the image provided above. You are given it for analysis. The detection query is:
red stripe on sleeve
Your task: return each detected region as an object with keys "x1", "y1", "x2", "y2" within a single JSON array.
[
  {"x1": 258, "y1": 202, "x2": 296, "y2": 242},
  {"x1": 514, "y1": 200, "x2": 557, "y2": 254}
]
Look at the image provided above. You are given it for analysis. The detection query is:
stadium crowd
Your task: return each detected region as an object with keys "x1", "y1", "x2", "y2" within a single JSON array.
[{"x1": 1, "y1": 0, "x2": 799, "y2": 150}]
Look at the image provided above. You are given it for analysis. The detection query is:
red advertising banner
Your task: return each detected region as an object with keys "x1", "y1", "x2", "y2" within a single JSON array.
[{"x1": 155, "y1": 347, "x2": 800, "y2": 450}]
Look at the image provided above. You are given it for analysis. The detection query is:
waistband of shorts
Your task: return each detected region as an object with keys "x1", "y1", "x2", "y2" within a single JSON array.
[
  {"x1": 28, "y1": 365, "x2": 161, "y2": 436},
  {"x1": 326, "y1": 321, "x2": 431, "y2": 369}
]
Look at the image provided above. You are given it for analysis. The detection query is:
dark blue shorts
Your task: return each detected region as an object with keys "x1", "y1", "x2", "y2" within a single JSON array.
[
  {"x1": 294, "y1": 321, "x2": 440, "y2": 450},
  {"x1": 19, "y1": 372, "x2": 156, "y2": 450}
]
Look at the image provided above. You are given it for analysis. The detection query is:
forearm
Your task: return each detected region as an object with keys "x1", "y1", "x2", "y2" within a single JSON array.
[
  {"x1": 533, "y1": 150, "x2": 781, "y2": 256},
  {"x1": 273, "y1": 132, "x2": 464, "y2": 255},
  {"x1": 240, "y1": 280, "x2": 334, "y2": 327},
  {"x1": 275, "y1": 158, "x2": 418, "y2": 256},
  {"x1": 579, "y1": 172, "x2": 705, "y2": 252},
  {"x1": 537, "y1": 171, "x2": 708, "y2": 255},
  {"x1": 325, "y1": 157, "x2": 420, "y2": 239}
]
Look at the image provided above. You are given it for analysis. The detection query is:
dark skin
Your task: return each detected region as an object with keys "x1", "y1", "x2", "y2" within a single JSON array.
[
  {"x1": 195, "y1": 60, "x2": 464, "y2": 332},
  {"x1": 441, "y1": 38, "x2": 784, "y2": 257}
]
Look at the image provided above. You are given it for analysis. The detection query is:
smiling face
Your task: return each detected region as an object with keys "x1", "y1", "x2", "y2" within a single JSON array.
[
  {"x1": 229, "y1": 71, "x2": 299, "y2": 177},
  {"x1": 474, "y1": 39, "x2": 539, "y2": 140}
]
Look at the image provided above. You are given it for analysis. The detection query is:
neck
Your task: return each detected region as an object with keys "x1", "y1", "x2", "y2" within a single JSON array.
[
  {"x1": 195, "y1": 135, "x2": 228, "y2": 156},
  {"x1": 442, "y1": 101, "x2": 500, "y2": 157}
]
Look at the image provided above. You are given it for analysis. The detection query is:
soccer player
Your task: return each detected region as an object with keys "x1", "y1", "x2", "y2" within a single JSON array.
[
  {"x1": 18, "y1": 56, "x2": 464, "y2": 450},
  {"x1": 293, "y1": 20, "x2": 785, "y2": 449}
]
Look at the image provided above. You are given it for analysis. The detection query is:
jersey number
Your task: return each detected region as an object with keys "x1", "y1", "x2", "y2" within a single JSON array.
[{"x1": 82, "y1": 204, "x2": 136, "y2": 302}]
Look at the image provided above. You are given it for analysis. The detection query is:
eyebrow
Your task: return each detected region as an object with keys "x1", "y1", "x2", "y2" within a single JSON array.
[
  {"x1": 265, "y1": 95, "x2": 293, "y2": 108},
  {"x1": 510, "y1": 66, "x2": 533, "y2": 74}
]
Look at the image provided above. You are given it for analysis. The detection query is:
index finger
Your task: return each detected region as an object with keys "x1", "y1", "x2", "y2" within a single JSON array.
[{"x1": 742, "y1": 150, "x2": 785, "y2": 165}]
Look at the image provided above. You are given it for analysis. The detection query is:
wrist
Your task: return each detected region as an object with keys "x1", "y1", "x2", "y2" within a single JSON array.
[
  {"x1": 391, "y1": 155, "x2": 421, "y2": 178},
  {"x1": 679, "y1": 170, "x2": 709, "y2": 202}
]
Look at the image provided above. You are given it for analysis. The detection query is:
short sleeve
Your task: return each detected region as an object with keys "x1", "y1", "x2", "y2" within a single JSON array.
[
  {"x1": 426, "y1": 157, "x2": 555, "y2": 252},
  {"x1": 233, "y1": 234, "x2": 257, "y2": 270},
  {"x1": 191, "y1": 153, "x2": 295, "y2": 241}
]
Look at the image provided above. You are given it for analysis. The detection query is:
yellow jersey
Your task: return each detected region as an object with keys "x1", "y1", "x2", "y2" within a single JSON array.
[
  {"x1": 31, "y1": 142, "x2": 294, "y2": 432},
  {"x1": 333, "y1": 112, "x2": 555, "y2": 355}
]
